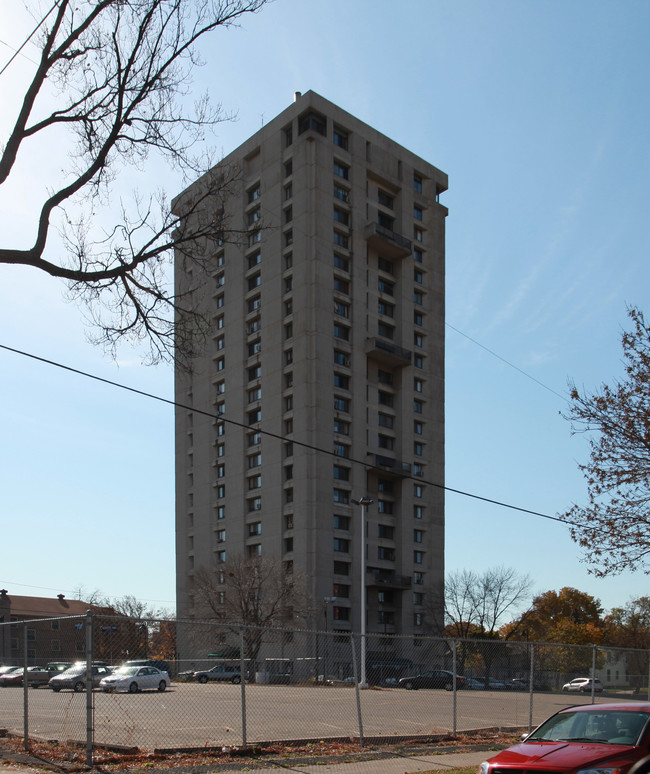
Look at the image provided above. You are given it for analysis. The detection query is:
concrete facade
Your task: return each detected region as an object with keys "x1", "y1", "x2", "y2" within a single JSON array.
[{"x1": 173, "y1": 91, "x2": 447, "y2": 644}]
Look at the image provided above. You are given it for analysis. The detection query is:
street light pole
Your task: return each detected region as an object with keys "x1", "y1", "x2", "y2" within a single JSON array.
[{"x1": 352, "y1": 496, "x2": 373, "y2": 688}]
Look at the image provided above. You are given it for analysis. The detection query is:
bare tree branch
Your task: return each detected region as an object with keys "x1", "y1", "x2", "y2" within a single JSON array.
[{"x1": 1, "y1": 0, "x2": 269, "y2": 364}]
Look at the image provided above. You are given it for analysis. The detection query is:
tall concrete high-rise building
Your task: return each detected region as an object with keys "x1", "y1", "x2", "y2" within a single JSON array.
[{"x1": 174, "y1": 91, "x2": 447, "y2": 643}]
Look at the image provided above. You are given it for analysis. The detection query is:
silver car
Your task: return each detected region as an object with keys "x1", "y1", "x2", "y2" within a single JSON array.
[{"x1": 562, "y1": 677, "x2": 604, "y2": 693}]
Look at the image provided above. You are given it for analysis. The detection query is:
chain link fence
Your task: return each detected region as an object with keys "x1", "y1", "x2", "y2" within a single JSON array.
[{"x1": 2, "y1": 613, "x2": 650, "y2": 764}]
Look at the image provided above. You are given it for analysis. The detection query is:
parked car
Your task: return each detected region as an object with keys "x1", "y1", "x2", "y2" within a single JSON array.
[
  {"x1": 398, "y1": 670, "x2": 466, "y2": 691},
  {"x1": 562, "y1": 677, "x2": 604, "y2": 693},
  {"x1": 479, "y1": 702, "x2": 650, "y2": 774},
  {"x1": 99, "y1": 665, "x2": 169, "y2": 693},
  {"x1": 46, "y1": 662, "x2": 73, "y2": 674},
  {"x1": 465, "y1": 677, "x2": 485, "y2": 690},
  {"x1": 123, "y1": 659, "x2": 171, "y2": 674},
  {"x1": 0, "y1": 666, "x2": 51, "y2": 687},
  {"x1": 476, "y1": 676, "x2": 507, "y2": 690},
  {"x1": 0, "y1": 666, "x2": 20, "y2": 677},
  {"x1": 49, "y1": 664, "x2": 113, "y2": 692},
  {"x1": 193, "y1": 665, "x2": 242, "y2": 684}
]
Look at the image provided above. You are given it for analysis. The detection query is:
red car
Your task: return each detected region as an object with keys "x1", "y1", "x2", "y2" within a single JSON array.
[{"x1": 480, "y1": 703, "x2": 650, "y2": 774}]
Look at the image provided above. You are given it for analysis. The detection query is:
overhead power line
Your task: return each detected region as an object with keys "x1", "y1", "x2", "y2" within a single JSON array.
[
  {"x1": 0, "y1": 0, "x2": 60, "y2": 77},
  {"x1": 0, "y1": 341, "x2": 568, "y2": 528}
]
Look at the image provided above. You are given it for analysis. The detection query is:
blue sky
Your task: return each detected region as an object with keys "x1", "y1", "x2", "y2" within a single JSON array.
[{"x1": 1, "y1": 0, "x2": 649, "y2": 616}]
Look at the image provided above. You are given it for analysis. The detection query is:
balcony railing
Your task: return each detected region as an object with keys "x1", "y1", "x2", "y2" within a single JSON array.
[
  {"x1": 364, "y1": 222, "x2": 412, "y2": 259},
  {"x1": 365, "y1": 337, "x2": 411, "y2": 367},
  {"x1": 366, "y1": 571, "x2": 412, "y2": 589},
  {"x1": 372, "y1": 454, "x2": 411, "y2": 477}
]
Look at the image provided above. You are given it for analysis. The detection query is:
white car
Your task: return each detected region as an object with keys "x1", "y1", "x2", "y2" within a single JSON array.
[
  {"x1": 99, "y1": 665, "x2": 169, "y2": 693},
  {"x1": 561, "y1": 677, "x2": 603, "y2": 693}
]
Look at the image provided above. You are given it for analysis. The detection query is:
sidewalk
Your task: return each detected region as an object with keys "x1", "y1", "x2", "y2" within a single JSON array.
[{"x1": 0, "y1": 749, "x2": 488, "y2": 774}]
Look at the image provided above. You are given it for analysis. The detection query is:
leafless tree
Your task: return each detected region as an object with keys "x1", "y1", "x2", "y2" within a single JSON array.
[
  {"x1": 0, "y1": 0, "x2": 268, "y2": 365},
  {"x1": 193, "y1": 555, "x2": 308, "y2": 668},
  {"x1": 562, "y1": 306, "x2": 650, "y2": 575},
  {"x1": 444, "y1": 566, "x2": 532, "y2": 637}
]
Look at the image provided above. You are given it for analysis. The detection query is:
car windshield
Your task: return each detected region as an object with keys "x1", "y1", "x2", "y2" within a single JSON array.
[{"x1": 528, "y1": 710, "x2": 650, "y2": 745}]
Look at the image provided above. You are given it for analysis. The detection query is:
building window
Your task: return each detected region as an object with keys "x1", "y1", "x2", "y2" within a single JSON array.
[
  {"x1": 334, "y1": 254, "x2": 350, "y2": 272},
  {"x1": 284, "y1": 322, "x2": 293, "y2": 340},
  {"x1": 334, "y1": 538, "x2": 350, "y2": 552},
  {"x1": 413, "y1": 462, "x2": 424, "y2": 477},
  {"x1": 414, "y1": 550, "x2": 423, "y2": 564},
  {"x1": 377, "y1": 369, "x2": 393, "y2": 385},
  {"x1": 377, "y1": 211, "x2": 394, "y2": 229},
  {"x1": 248, "y1": 386, "x2": 262, "y2": 403},
  {"x1": 414, "y1": 174, "x2": 423, "y2": 193},
  {"x1": 414, "y1": 484, "x2": 423, "y2": 498},
  {"x1": 217, "y1": 550, "x2": 226, "y2": 563},
  {"x1": 378, "y1": 434, "x2": 394, "y2": 450},
  {"x1": 285, "y1": 514, "x2": 294, "y2": 530},
  {"x1": 414, "y1": 442, "x2": 423, "y2": 456},
  {"x1": 298, "y1": 110, "x2": 326, "y2": 135},
  {"x1": 248, "y1": 474, "x2": 262, "y2": 490},
  {"x1": 284, "y1": 160, "x2": 293, "y2": 177},
  {"x1": 248, "y1": 208, "x2": 261, "y2": 226},
  {"x1": 284, "y1": 276, "x2": 293, "y2": 293},
  {"x1": 247, "y1": 295, "x2": 261, "y2": 313},
  {"x1": 248, "y1": 230, "x2": 261, "y2": 247},
  {"x1": 333, "y1": 127, "x2": 349, "y2": 149},
  {"x1": 248, "y1": 364, "x2": 261, "y2": 381},
  {"x1": 217, "y1": 529, "x2": 226, "y2": 543},
  {"x1": 378, "y1": 390, "x2": 394, "y2": 407},
  {"x1": 334, "y1": 185, "x2": 349, "y2": 202},
  {"x1": 333, "y1": 583, "x2": 350, "y2": 598},
  {"x1": 414, "y1": 378, "x2": 424, "y2": 393},
  {"x1": 378, "y1": 413, "x2": 394, "y2": 429},
  {"x1": 414, "y1": 227, "x2": 423, "y2": 243},
  {"x1": 333, "y1": 207, "x2": 349, "y2": 225},
  {"x1": 413, "y1": 571, "x2": 424, "y2": 584},
  {"x1": 414, "y1": 613, "x2": 423, "y2": 627},
  {"x1": 334, "y1": 301, "x2": 349, "y2": 317},
  {"x1": 248, "y1": 430, "x2": 261, "y2": 446},
  {"x1": 334, "y1": 323, "x2": 350, "y2": 341},
  {"x1": 248, "y1": 497, "x2": 262, "y2": 512},
  {"x1": 284, "y1": 348, "x2": 293, "y2": 365},
  {"x1": 333, "y1": 464, "x2": 350, "y2": 481},
  {"x1": 414, "y1": 268, "x2": 424, "y2": 284},
  {"x1": 333, "y1": 161, "x2": 349, "y2": 179},
  {"x1": 333, "y1": 489, "x2": 350, "y2": 504},
  {"x1": 333, "y1": 443, "x2": 349, "y2": 458},
  {"x1": 414, "y1": 399, "x2": 423, "y2": 414},
  {"x1": 334, "y1": 514, "x2": 350, "y2": 530},
  {"x1": 334, "y1": 418, "x2": 349, "y2": 435},
  {"x1": 248, "y1": 522, "x2": 262, "y2": 536},
  {"x1": 284, "y1": 206, "x2": 292, "y2": 224},
  {"x1": 247, "y1": 340, "x2": 261, "y2": 357},
  {"x1": 377, "y1": 321, "x2": 394, "y2": 339},
  {"x1": 284, "y1": 126, "x2": 293, "y2": 147},
  {"x1": 284, "y1": 418, "x2": 293, "y2": 434},
  {"x1": 248, "y1": 453, "x2": 262, "y2": 469},
  {"x1": 378, "y1": 300, "x2": 394, "y2": 317},
  {"x1": 248, "y1": 185, "x2": 260, "y2": 203},
  {"x1": 377, "y1": 499, "x2": 393, "y2": 514},
  {"x1": 334, "y1": 396, "x2": 350, "y2": 412},
  {"x1": 414, "y1": 247, "x2": 423, "y2": 263},
  {"x1": 414, "y1": 505, "x2": 424, "y2": 519},
  {"x1": 247, "y1": 251, "x2": 261, "y2": 270},
  {"x1": 333, "y1": 606, "x2": 350, "y2": 621},
  {"x1": 414, "y1": 205, "x2": 423, "y2": 221},
  {"x1": 378, "y1": 189, "x2": 394, "y2": 208},
  {"x1": 217, "y1": 504, "x2": 226, "y2": 520},
  {"x1": 284, "y1": 464, "x2": 293, "y2": 481},
  {"x1": 334, "y1": 277, "x2": 350, "y2": 294},
  {"x1": 378, "y1": 278, "x2": 394, "y2": 295},
  {"x1": 247, "y1": 272, "x2": 261, "y2": 291},
  {"x1": 378, "y1": 546, "x2": 395, "y2": 561},
  {"x1": 414, "y1": 529, "x2": 423, "y2": 543},
  {"x1": 378, "y1": 524, "x2": 394, "y2": 539},
  {"x1": 248, "y1": 543, "x2": 262, "y2": 557},
  {"x1": 334, "y1": 349, "x2": 349, "y2": 366},
  {"x1": 333, "y1": 560, "x2": 350, "y2": 575},
  {"x1": 284, "y1": 230, "x2": 293, "y2": 247},
  {"x1": 333, "y1": 373, "x2": 350, "y2": 390},
  {"x1": 248, "y1": 409, "x2": 262, "y2": 425},
  {"x1": 216, "y1": 293, "x2": 224, "y2": 308},
  {"x1": 285, "y1": 372, "x2": 294, "y2": 389},
  {"x1": 333, "y1": 231, "x2": 349, "y2": 248},
  {"x1": 414, "y1": 290, "x2": 423, "y2": 305}
]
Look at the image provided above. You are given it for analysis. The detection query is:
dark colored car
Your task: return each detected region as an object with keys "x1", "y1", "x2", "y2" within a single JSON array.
[
  {"x1": 193, "y1": 665, "x2": 242, "y2": 684},
  {"x1": 479, "y1": 702, "x2": 650, "y2": 774},
  {"x1": 398, "y1": 670, "x2": 466, "y2": 691}
]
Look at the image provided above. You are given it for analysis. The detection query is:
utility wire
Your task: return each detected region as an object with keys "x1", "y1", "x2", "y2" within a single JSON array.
[
  {"x1": 446, "y1": 322, "x2": 568, "y2": 403},
  {"x1": 0, "y1": 0, "x2": 60, "y2": 77},
  {"x1": 0, "y1": 341, "x2": 567, "y2": 527}
]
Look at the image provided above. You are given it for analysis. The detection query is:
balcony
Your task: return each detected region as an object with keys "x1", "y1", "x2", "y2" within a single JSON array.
[
  {"x1": 366, "y1": 571, "x2": 412, "y2": 589},
  {"x1": 372, "y1": 454, "x2": 411, "y2": 478},
  {"x1": 365, "y1": 337, "x2": 412, "y2": 367},
  {"x1": 364, "y1": 222, "x2": 412, "y2": 259}
]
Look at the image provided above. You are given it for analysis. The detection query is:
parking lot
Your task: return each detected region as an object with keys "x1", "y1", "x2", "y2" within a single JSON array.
[{"x1": 0, "y1": 682, "x2": 633, "y2": 750}]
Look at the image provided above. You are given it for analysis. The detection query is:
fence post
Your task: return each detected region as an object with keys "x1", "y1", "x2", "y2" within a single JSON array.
[
  {"x1": 528, "y1": 643, "x2": 535, "y2": 732},
  {"x1": 451, "y1": 639, "x2": 457, "y2": 736},
  {"x1": 86, "y1": 610, "x2": 93, "y2": 766},
  {"x1": 350, "y1": 634, "x2": 364, "y2": 746},
  {"x1": 239, "y1": 627, "x2": 247, "y2": 749},
  {"x1": 591, "y1": 645, "x2": 597, "y2": 704},
  {"x1": 23, "y1": 622, "x2": 29, "y2": 749}
]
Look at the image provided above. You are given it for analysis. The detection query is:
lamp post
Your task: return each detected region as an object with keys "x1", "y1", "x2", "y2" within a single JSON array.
[{"x1": 352, "y1": 496, "x2": 373, "y2": 688}]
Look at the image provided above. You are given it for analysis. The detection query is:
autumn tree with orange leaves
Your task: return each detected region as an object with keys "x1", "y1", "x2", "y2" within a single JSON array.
[{"x1": 562, "y1": 306, "x2": 650, "y2": 576}]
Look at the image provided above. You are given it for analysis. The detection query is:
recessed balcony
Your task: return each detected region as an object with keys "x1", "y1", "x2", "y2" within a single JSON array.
[
  {"x1": 365, "y1": 337, "x2": 412, "y2": 367},
  {"x1": 372, "y1": 454, "x2": 412, "y2": 478},
  {"x1": 364, "y1": 222, "x2": 412, "y2": 259}
]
